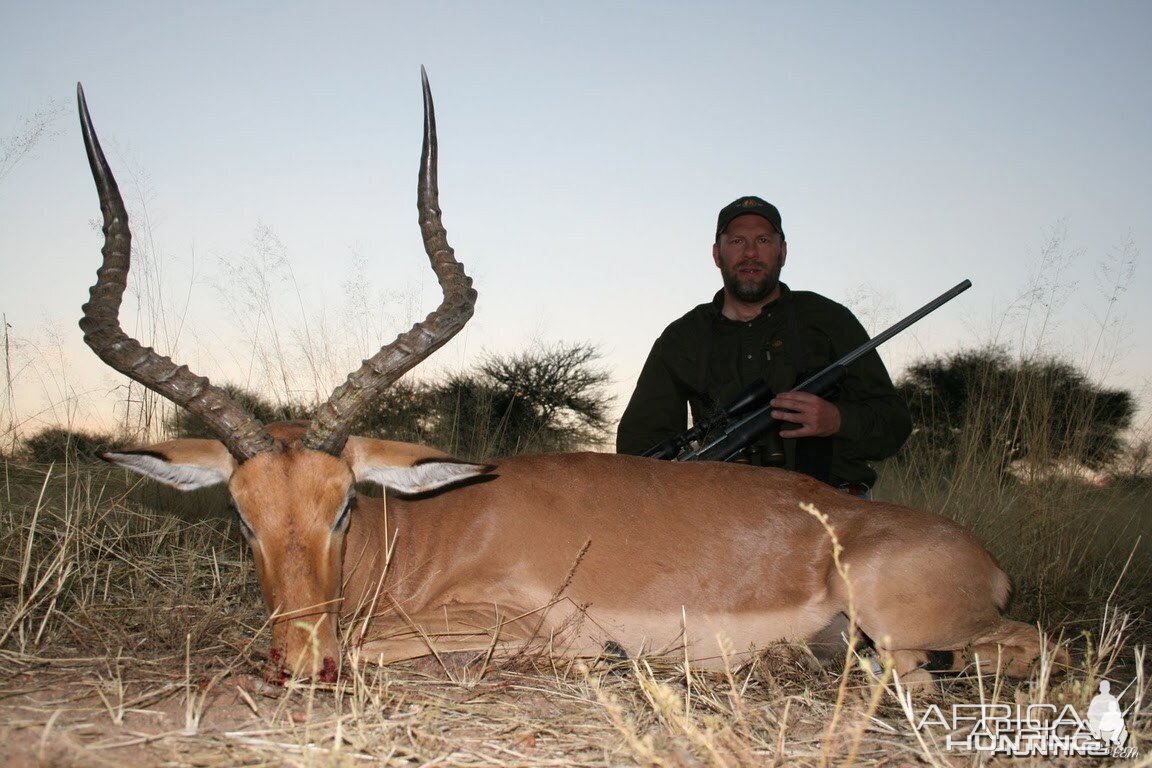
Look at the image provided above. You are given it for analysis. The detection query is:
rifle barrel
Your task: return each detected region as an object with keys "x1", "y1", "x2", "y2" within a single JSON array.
[{"x1": 793, "y1": 279, "x2": 971, "y2": 392}]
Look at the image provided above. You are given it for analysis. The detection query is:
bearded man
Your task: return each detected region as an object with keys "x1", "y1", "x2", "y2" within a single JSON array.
[{"x1": 616, "y1": 196, "x2": 911, "y2": 496}]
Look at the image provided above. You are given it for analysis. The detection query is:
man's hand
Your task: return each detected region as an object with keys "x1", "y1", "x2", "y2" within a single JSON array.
[{"x1": 770, "y1": 391, "x2": 841, "y2": 438}]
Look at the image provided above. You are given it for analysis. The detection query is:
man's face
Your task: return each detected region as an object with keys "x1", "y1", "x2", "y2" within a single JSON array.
[{"x1": 713, "y1": 214, "x2": 787, "y2": 304}]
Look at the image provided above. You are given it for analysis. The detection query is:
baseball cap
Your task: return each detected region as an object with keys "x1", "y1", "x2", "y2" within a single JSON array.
[{"x1": 715, "y1": 196, "x2": 785, "y2": 241}]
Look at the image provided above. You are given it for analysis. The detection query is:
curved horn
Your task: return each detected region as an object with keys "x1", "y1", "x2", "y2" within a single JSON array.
[
  {"x1": 76, "y1": 83, "x2": 275, "y2": 462},
  {"x1": 304, "y1": 68, "x2": 476, "y2": 455}
]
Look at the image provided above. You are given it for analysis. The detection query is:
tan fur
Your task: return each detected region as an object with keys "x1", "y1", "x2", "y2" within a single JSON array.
[
  {"x1": 106, "y1": 422, "x2": 1061, "y2": 684},
  {"x1": 343, "y1": 435, "x2": 455, "y2": 467}
]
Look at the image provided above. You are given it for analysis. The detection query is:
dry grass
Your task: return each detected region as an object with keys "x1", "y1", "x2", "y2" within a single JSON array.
[{"x1": 1, "y1": 458, "x2": 1149, "y2": 767}]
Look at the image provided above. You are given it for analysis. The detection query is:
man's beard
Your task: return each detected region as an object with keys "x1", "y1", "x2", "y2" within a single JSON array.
[{"x1": 721, "y1": 262, "x2": 781, "y2": 303}]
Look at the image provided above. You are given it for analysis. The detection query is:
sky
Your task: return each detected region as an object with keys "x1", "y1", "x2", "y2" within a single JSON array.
[{"x1": 2, "y1": 1, "x2": 1150, "y2": 443}]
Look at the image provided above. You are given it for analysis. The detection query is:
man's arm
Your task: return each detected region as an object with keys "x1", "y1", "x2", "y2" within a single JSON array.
[
  {"x1": 616, "y1": 336, "x2": 692, "y2": 455},
  {"x1": 827, "y1": 310, "x2": 912, "y2": 461}
]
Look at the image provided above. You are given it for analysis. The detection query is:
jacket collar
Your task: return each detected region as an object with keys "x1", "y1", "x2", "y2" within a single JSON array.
[{"x1": 709, "y1": 282, "x2": 792, "y2": 322}]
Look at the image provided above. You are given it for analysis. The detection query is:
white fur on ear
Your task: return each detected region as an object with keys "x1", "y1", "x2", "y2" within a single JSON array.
[
  {"x1": 356, "y1": 460, "x2": 493, "y2": 495},
  {"x1": 103, "y1": 451, "x2": 231, "y2": 491}
]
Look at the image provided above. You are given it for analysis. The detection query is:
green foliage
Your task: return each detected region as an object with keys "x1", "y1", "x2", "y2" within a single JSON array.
[
  {"x1": 897, "y1": 345, "x2": 1133, "y2": 470},
  {"x1": 404, "y1": 342, "x2": 613, "y2": 459},
  {"x1": 348, "y1": 380, "x2": 438, "y2": 445},
  {"x1": 22, "y1": 426, "x2": 128, "y2": 464},
  {"x1": 1113, "y1": 438, "x2": 1151, "y2": 482},
  {"x1": 433, "y1": 372, "x2": 546, "y2": 458},
  {"x1": 160, "y1": 343, "x2": 614, "y2": 459},
  {"x1": 164, "y1": 383, "x2": 310, "y2": 439},
  {"x1": 466, "y1": 342, "x2": 612, "y2": 456}
]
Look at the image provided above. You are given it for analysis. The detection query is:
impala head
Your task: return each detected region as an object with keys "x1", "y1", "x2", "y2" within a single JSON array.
[{"x1": 78, "y1": 72, "x2": 487, "y2": 682}]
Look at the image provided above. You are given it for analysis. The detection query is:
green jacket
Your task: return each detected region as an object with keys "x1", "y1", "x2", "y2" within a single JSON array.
[{"x1": 616, "y1": 284, "x2": 911, "y2": 486}]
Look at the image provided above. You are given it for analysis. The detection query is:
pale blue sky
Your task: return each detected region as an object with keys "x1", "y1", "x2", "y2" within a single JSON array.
[{"x1": 2, "y1": 1, "x2": 1150, "y2": 438}]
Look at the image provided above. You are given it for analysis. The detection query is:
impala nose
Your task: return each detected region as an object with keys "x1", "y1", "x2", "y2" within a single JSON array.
[{"x1": 263, "y1": 646, "x2": 342, "y2": 685}]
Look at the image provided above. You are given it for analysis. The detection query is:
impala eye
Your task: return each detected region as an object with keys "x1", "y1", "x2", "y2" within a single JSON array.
[
  {"x1": 333, "y1": 496, "x2": 354, "y2": 532},
  {"x1": 229, "y1": 499, "x2": 255, "y2": 540}
]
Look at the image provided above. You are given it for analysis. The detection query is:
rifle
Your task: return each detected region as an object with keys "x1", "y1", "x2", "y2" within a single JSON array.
[
  {"x1": 641, "y1": 378, "x2": 774, "y2": 459},
  {"x1": 652, "y1": 279, "x2": 972, "y2": 463}
]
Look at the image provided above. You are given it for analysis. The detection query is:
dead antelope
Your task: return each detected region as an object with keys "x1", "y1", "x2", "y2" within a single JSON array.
[{"x1": 79, "y1": 74, "x2": 1056, "y2": 686}]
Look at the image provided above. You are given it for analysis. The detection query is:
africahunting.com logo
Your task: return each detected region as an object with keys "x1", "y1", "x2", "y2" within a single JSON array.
[{"x1": 913, "y1": 680, "x2": 1137, "y2": 759}]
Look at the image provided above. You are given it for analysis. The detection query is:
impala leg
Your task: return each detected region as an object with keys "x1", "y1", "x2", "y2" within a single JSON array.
[
  {"x1": 964, "y1": 619, "x2": 1064, "y2": 677},
  {"x1": 805, "y1": 611, "x2": 857, "y2": 665},
  {"x1": 842, "y1": 536, "x2": 1052, "y2": 679},
  {"x1": 880, "y1": 649, "x2": 939, "y2": 692},
  {"x1": 868, "y1": 619, "x2": 1060, "y2": 689},
  {"x1": 349, "y1": 603, "x2": 560, "y2": 666}
]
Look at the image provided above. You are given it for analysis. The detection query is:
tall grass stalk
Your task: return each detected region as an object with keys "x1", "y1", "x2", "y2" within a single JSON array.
[{"x1": 2, "y1": 464, "x2": 78, "y2": 651}]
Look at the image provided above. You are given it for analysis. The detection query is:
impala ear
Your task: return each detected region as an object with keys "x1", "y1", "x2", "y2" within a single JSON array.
[
  {"x1": 343, "y1": 436, "x2": 495, "y2": 495},
  {"x1": 102, "y1": 439, "x2": 237, "y2": 491}
]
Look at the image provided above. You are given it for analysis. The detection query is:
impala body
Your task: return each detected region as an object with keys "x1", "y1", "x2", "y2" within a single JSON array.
[
  {"x1": 78, "y1": 75, "x2": 1054, "y2": 685},
  {"x1": 108, "y1": 423, "x2": 1045, "y2": 683}
]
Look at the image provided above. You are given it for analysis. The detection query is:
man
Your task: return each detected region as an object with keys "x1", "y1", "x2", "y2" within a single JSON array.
[{"x1": 616, "y1": 196, "x2": 911, "y2": 495}]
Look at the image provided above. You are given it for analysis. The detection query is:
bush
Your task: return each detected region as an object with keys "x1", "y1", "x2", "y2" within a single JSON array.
[
  {"x1": 165, "y1": 383, "x2": 310, "y2": 439},
  {"x1": 348, "y1": 379, "x2": 438, "y2": 446},
  {"x1": 348, "y1": 342, "x2": 613, "y2": 459},
  {"x1": 156, "y1": 344, "x2": 613, "y2": 460},
  {"x1": 22, "y1": 426, "x2": 128, "y2": 464},
  {"x1": 897, "y1": 346, "x2": 1133, "y2": 471}
]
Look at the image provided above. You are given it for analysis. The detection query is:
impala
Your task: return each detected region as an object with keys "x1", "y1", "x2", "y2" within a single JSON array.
[{"x1": 79, "y1": 74, "x2": 1055, "y2": 686}]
